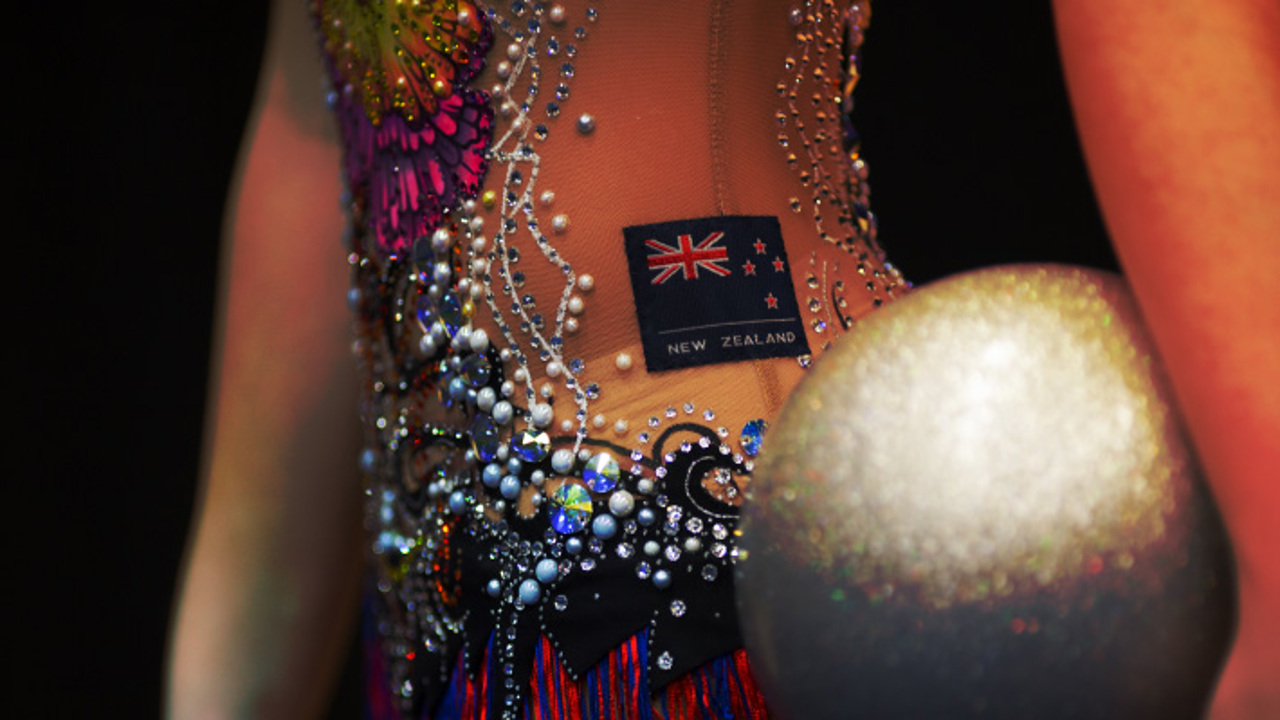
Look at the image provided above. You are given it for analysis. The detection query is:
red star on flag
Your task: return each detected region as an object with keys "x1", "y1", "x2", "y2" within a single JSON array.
[
  {"x1": 742, "y1": 260, "x2": 757, "y2": 275},
  {"x1": 772, "y1": 256, "x2": 786, "y2": 272},
  {"x1": 753, "y1": 239, "x2": 768, "y2": 254},
  {"x1": 765, "y1": 293, "x2": 779, "y2": 309}
]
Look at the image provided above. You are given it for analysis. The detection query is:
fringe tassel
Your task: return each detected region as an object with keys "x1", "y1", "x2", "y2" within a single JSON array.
[
  {"x1": 660, "y1": 649, "x2": 771, "y2": 720},
  {"x1": 393, "y1": 630, "x2": 770, "y2": 720}
]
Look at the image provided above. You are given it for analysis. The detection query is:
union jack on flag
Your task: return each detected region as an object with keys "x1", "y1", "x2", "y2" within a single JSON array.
[{"x1": 645, "y1": 232, "x2": 732, "y2": 285}]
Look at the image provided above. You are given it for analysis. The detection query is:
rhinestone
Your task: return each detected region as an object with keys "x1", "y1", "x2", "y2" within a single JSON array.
[
  {"x1": 670, "y1": 600, "x2": 687, "y2": 617},
  {"x1": 740, "y1": 419, "x2": 768, "y2": 457},
  {"x1": 583, "y1": 453, "x2": 619, "y2": 492},
  {"x1": 513, "y1": 429, "x2": 551, "y2": 463},
  {"x1": 550, "y1": 484, "x2": 593, "y2": 534}
]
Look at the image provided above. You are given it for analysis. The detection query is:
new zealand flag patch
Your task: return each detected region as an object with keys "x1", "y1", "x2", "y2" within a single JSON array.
[{"x1": 623, "y1": 216, "x2": 810, "y2": 372}]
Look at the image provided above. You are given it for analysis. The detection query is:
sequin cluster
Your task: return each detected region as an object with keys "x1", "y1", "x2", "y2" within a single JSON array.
[{"x1": 780, "y1": 0, "x2": 904, "y2": 321}]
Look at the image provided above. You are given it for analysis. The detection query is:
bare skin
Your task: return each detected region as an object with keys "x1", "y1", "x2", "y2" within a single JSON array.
[
  {"x1": 1055, "y1": 2, "x2": 1280, "y2": 717},
  {"x1": 165, "y1": 2, "x2": 363, "y2": 716}
]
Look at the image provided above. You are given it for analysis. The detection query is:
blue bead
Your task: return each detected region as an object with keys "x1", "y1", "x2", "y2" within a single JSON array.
[
  {"x1": 519, "y1": 578, "x2": 542, "y2": 604},
  {"x1": 592, "y1": 514, "x2": 618, "y2": 539},
  {"x1": 487, "y1": 579, "x2": 502, "y2": 597},
  {"x1": 359, "y1": 448, "x2": 376, "y2": 473},
  {"x1": 535, "y1": 558, "x2": 559, "y2": 584},
  {"x1": 471, "y1": 414, "x2": 500, "y2": 463},
  {"x1": 448, "y1": 376, "x2": 468, "y2": 399},
  {"x1": 482, "y1": 463, "x2": 504, "y2": 488},
  {"x1": 565, "y1": 537, "x2": 583, "y2": 555},
  {"x1": 449, "y1": 490, "x2": 467, "y2": 514},
  {"x1": 507, "y1": 457, "x2": 524, "y2": 475},
  {"x1": 653, "y1": 569, "x2": 672, "y2": 589},
  {"x1": 500, "y1": 475, "x2": 522, "y2": 499},
  {"x1": 740, "y1": 418, "x2": 769, "y2": 457},
  {"x1": 637, "y1": 508, "x2": 656, "y2": 527}
]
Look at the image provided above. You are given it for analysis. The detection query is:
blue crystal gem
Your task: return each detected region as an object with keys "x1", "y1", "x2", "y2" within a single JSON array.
[
  {"x1": 470, "y1": 414, "x2": 500, "y2": 463},
  {"x1": 460, "y1": 355, "x2": 491, "y2": 387},
  {"x1": 438, "y1": 293, "x2": 464, "y2": 337},
  {"x1": 740, "y1": 419, "x2": 769, "y2": 457},
  {"x1": 415, "y1": 293, "x2": 437, "y2": 329},
  {"x1": 513, "y1": 429, "x2": 551, "y2": 463},
  {"x1": 550, "y1": 483, "x2": 593, "y2": 534},
  {"x1": 582, "y1": 452, "x2": 619, "y2": 493}
]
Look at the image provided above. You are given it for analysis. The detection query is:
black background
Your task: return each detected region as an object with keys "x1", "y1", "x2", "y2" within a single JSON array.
[{"x1": 9, "y1": 2, "x2": 1111, "y2": 717}]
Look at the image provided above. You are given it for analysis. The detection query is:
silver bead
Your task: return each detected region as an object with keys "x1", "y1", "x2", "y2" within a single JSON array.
[{"x1": 576, "y1": 114, "x2": 595, "y2": 134}]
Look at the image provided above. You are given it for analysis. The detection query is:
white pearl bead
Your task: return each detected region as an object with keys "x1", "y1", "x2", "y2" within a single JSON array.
[
  {"x1": 615, "y1": 353, "x2": 632, "y2": 371},
  {"x1": 540, "y1": 382, "x2": 554, "y2": 399},
  {"x1": 469, "y1": 328, "x2": 490, "y2": 352},
  {"x1": 551, "y1": 214, "x2": 569, "y2": 233},
  {"x1": 469, "y1": 216, "x2": 484, "y2": 232},
  {"x1": 567, "y1": 296, "x2": 585, "y2": 315},
  {"x1": 592, "y1": 414, "x2": 606, "y2": 428},
  {"x1": 513, "y1": 367, "x2": 528, "y2": 382},
  {"x1": 476, "y1": 387, "x2": 497, "y2": 412},
  {"x1": 496, "y1": 60, "x2": 512, "y2": 79},
  {"x1": 545, "y1": 361, "x2": 563, "y2": 378},
  {"x1": 506, "y1": 43, "x2": 522, "y2": 61},
  {"x1": 564, "y1": 317, "x2": 579, "y2": 333},
  {"x1": 432, "y1": 228, "x2": 453, "y2": 251},
  {"x1": 540, "y1": 190, "x2": 556, "y2": 206},
  {"x1": 560, "y1": 419, "x2": 574, "y2": 433},
  {"x1": 577, "y1": 275, "x2": 594, "y2": 292},
  {"x1": 500, "y1": 380, "x2": 514, "y2": 397},
  {"x1": 492, "y1": 401, "x2": 514, "y2": 425},
  {"x1": 463, "y1": 198, "x2": 476, "y2": 213},
  {"x1": 614, "y1": 419, "x2": 629, "y2": 434},
  {"x1": 549, "y1": 4, "x2": 566, "y2": 23},
  {"x1": 531, "y1": 403, "x2": 554, "y2": 428}
]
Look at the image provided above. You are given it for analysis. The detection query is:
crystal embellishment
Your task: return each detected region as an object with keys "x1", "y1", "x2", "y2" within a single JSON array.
[
  {"x1": 740, "y1": 418, "x2": 769, "y2": 457},
  {"x1": 582, "y1": 452, "x2": 619, "y2": 492},
  {"x1": 550, "y1": 483, "x2": 593, "y2": 534}
]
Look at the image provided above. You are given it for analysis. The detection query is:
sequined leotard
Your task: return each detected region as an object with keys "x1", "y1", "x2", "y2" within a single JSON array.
[{"x1": 312, "y1": 1, "x2": 903, "y2": 717}]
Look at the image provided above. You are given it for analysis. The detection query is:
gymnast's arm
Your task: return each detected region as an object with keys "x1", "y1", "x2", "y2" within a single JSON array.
[
  {"x1": 165, "y1": 1, "x2": 363, "y2": 717},
  {"x1": 1054, "y1": 2, "x2": 1280, "y2": 717}
]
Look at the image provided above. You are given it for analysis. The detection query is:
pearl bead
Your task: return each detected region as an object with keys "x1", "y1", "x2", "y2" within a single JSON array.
[
  {"x1": 506, "y1": 43, "x2": 523, "y2": 61},
  {"x1": 549, "y1": 3, "x2": 566, "y2": 23},
  {"x1": 614, "y1": 419, "x2": 628, "y2": 434},
  {"x1": 469, "y1": 328, "x2": 490, "y2": 352},
  {"x1": 513, "y1": 367, "x2": 528, "y2": 382},
  {"x1": 431, "y1": 227, "x2": 453, "y2": 251},
  {"x1": 653, "y1": 569, "x2": 673, "y2": 589},
  {"x1": 531, "y1": 403, "x2": 554, "y2": 428},
  {"x1": 519, "y1": 578, "x2": 541, "y2": 604},
  {"x1": 487, "y1": 579, "x2": 502, "y2": 597},
  {"x1": 469, "y1": 216, "x2": 484, "y2": 232},
  {"x1": 576, "y1": 114, "x2": 595, "y2": 134},
  {"x1": 615, "y1": 353, "x2": 632, "y2": 371},
  {"x1": 500, "y1": 380, "x2": 515, "y2": 397},
  {"x1": 608, "y1": 490, "x2": 635, "y2": 517},
  {"x1": 551, "y1": 449, "x2": 575, "y2": 474},
  {"x1": 536, "y1": 558, "x2": 559, "y2": 583},
  {"x1": 592, "y1": 515, "x2": 618, "y2": 539},
  {"x1": 492, "y1": 401, "x2": 514, "y2": 425},
  {"x1": 497, "y1": 60, "x2": 512, "y2": 78},
  {"x1": 592, "y1": 414, "x2": 606, "y2": 428},
  {"x1": 476, "y1": 387, "x2": 497, "y2": 411},
  {"x1": 540, "y1": 382, "x2": 554, "y2": 399},
  {"x1": 540, "y1": 190, "x2": 556, "y2": 206},
  {"x1": 564, "y1": 317, "x2": 579, "y2": 333},
  {"x1": 577, "y1": 274, "x2": 594, "y2": 292},
  {"x1": 546, "y1": 361, "x2": 563, "y2": 377},
  {"x1": 457, "y1": 7, "x2": 471, "y2": 24},
  {"x1": 551, "y1": 214, "x2": 569, "y2": 233},
  {"x1": 560, "y1": 419, "x2": 573, "y2": 432},
  {"x1": 567, "y1": 296, "x2": 585, "y2": 315}
]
